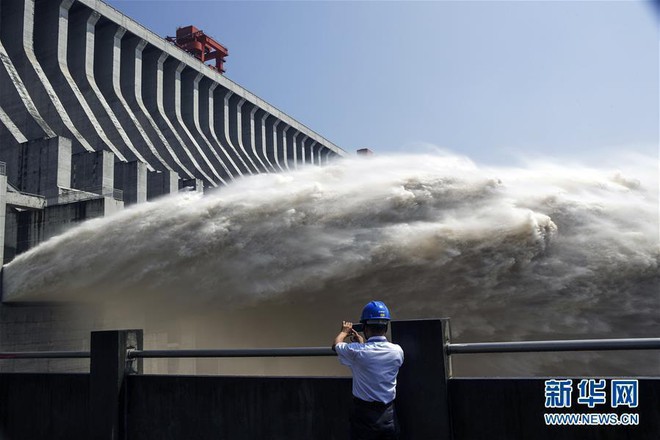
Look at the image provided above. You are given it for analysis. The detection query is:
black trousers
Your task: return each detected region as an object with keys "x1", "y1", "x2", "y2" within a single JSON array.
[{"x1": 350, "y1": 397, "x2": 399, "y2": 440}]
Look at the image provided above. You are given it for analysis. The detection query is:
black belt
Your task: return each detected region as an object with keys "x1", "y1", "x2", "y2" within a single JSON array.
[{"x1": 353, "y1": 397, "x2": 394, "y2": 409}]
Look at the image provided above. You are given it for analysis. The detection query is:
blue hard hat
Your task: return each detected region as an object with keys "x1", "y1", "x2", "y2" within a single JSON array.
[{"x1": 360, "y1": 300, "x2": 391, "y2": 324}]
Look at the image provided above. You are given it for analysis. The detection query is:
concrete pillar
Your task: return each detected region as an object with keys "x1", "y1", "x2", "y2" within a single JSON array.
[
  {"x1": 219, "y1": 90, "x2": 250, "y2": 175},
  {"x1": 0, "y1": 173, "x2": 7, "y2": 265},
  {"x1": 160, "y1": 57, "x2": 215, "y2": 187},
  {"x1": 115, "y1": 161, "x2": 147, "y2": 205},
  {"x1": 201, "y1": 81, "x2": 238, "y2": 180},
  {"x1": 283, "y1": 126, "x2": 295, "y2": 170},
  {"x1": 300, "y1": 138, "x2": 309, "y2": 165},
  {"x1": 128, "y1": 38, "x2": 192, "y2": 180},
  {"x1": 208, "y1": 84, "x2": 241, "y2": 179},
  {"x1": 311, "y1": 142, "x2": 317, "y2": 164},
  {"x1": 72, "y1": 150, "x2": 115, "y2": 195},
  {"x1": 256, "y1": 109, "x2": 276, "y2": 172},
  {"x1": 147, "y1": 169, "x2": 179, "y2": 200},
  {"x1": 272, "y1": 120, "x2": 286, "y2": 171},
  {"x1": 307, "y1": 140, "x2": 317, "y2": 165},
  {"x1": 391, "y1": 319, "x2": 453, "y2": 440},
  {"x1": 321, "y1": 148, "x2": 331, "y2": 165},
  {"x1": 90, "y1": 329, "x2": 143, "y2": 440},
  {"x1": 246, "y1": 104, "x2": 268, "y2": 173},
  {"x1": 281, "y1": 126, "x2": 290, "y2": 170},
  {"x1": 141, "y1": 48, "x2": 192, "y2": 177},
  {"x1": 147, "y1": 51, "x2": 212, "y2": 186},
  {"x1": 232, "y1": 96, "x2": 259, "y2": 174},
  {"x1": 98, "y1": 23, "x2": 167, "y2": 171},
  {"x1": 291, "y1": 132, "x2": 300, "y2": 170},
  {"x1": 3, "y1": 200, "x2": 17, "y2": 264},
  {"x1": 172, "y1": 62, "x2": 220, "y2": 186},
  {"x1": 316, "y1": 146, "x2": 324, "y2": 165},
  {"x1": 82, "y1": 9, "x2": 144, "y2": 163},
  {"x1": 189, "y1": 73, "x2": 232, "y2": 183},
  {"x1": 176, "y1": 67, "x2": 225, "y2": 186},
  {"x1": 17, "y1": 136, "x2": 71, "y2": 199}
]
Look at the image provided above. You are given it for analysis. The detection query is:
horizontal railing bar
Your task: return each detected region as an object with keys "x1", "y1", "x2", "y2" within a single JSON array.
[
  {"x1": 447, "y1": 338, "x2": 660, "y2": 354},
  {"x1": 3, "y1": 338, "x2": 658, "y2": 360},
  {"x1": 128, "y1": 347, "x2": 337, "y2": 359},
  {"x1": 0, "y1": 351, "x2": 90, "y2": 359}
]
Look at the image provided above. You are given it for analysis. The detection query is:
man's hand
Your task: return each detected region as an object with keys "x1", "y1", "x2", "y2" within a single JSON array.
[
  {"x1": 349, "y1": 329, "x2": 364, "y2": 343},
  {"x1": 342, "y1": 321, "x2": 364, "y2": 343},
  {"x1": 341, "y1": 321, "x2": 353, "y2": 334},
  {"x1": 332, "y1": 321, "x2": 363, "y2": 350}
]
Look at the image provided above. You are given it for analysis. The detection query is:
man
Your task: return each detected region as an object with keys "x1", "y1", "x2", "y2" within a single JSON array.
[{"x1": 332, "y1": 301, "x2": 404, "y2": 440}]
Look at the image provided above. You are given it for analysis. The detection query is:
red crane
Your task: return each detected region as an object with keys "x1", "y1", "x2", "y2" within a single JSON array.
[{"x1": 166, "y1": 26, "x2": 228, "y2": 74}]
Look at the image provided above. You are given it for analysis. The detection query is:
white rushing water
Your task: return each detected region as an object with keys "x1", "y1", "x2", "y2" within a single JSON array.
[{"x1": 3, "y1": 152, "x2": 659, "y2": 373}]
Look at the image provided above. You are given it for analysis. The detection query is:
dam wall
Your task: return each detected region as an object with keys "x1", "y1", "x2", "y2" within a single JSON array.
[
  {"x1": 0, "y1": 0, "x2": 347, "y2": 262},
  {"x1": 0, "y1": 0, "x2": 348, "y2": 363}
]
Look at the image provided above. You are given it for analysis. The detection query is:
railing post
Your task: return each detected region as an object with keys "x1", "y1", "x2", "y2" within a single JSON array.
[
  {"x1": 391, "y1": 318, "x2": 453, "y2": 440},
  {"x1": 90, "y1": 329, "x2": 143, "y2": 440}
]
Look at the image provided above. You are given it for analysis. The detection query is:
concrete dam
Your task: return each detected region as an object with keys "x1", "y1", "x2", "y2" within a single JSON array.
[
  {"x1": 0, "y1": 0, "x2": 347, "y2": 265},
  {"x1": 0, "y1": 0, "x2": 350, "y2": 372}
]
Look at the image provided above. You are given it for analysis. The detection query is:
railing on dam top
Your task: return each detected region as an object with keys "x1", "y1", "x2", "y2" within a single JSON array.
[
  {"x1": 447, "y1": 337, "x2": 660, "y2": 354},
  {"x1": 128, "y1": 347, "x2": 336, "y2": 358},
  {"x1": 0, "y1": 321, "x2": 659, "y2": 440},
  {"x1": 0, "y1": 347, "x2": 336, "y2": 360},
  {"x1": 0, "y1": 350, "x2": 90, "y2": 359},
  {"x1": 1, "y1": 331, "x2": 659, "y2": 361}
]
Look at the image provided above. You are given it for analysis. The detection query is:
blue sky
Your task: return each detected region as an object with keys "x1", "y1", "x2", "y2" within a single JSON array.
[{"x1": 106, "y1": 1, "x2": 658, "y2": 165}]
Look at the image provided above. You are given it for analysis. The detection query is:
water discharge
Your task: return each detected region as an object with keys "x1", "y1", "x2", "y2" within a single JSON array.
[{"x1": 3, "y1": 153, "x2": 659, "y2": 375}]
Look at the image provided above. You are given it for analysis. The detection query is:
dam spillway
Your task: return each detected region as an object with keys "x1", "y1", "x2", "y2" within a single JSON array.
[{"x1": 0, "y1": 0, "x2": 347, "y2": 263}]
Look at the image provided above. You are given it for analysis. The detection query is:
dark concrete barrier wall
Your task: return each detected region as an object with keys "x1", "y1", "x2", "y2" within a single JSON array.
[
  {"x1": 2, "y1": 372, "x2": 659, "y2": 440},
  {"x1": 450, "y1": 378, "x2": 660, "y2": 440},
  {"x1": 0, "y1": 372, "x2": 350, "y2": 440},
  {"x1": 0, "y1": 373, "x2": 89, "y2": 440},
  {"x1": 126, "y1": 375, "x2": 352, "y2": 440}
]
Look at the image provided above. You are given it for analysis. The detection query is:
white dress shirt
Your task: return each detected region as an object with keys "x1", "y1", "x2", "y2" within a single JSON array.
[{"x1": 334, "y1": 336, "x2": 404, "y2": 404}]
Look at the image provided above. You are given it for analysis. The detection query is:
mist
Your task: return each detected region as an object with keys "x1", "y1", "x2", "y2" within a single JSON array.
[{"x1": 4, "y1": 152, "x2": 658, "y2": 375}]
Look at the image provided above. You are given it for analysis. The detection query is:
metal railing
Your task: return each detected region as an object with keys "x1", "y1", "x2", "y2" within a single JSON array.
[
  {"x1": 128, "y1": 347, "x2": 336, "y2": 359},
  {"x1": 447, "y1": 338, "x2": 660, "y2": 355},
  {"x1": 0, "y1": 351, "x2": 90, "y2": 359},
  {"x1": 3, "y1": 337, "x2": 660, "y2": 361},
  {"x1": 0, "y1": 347, "x2": 336, "y2": 360}
]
